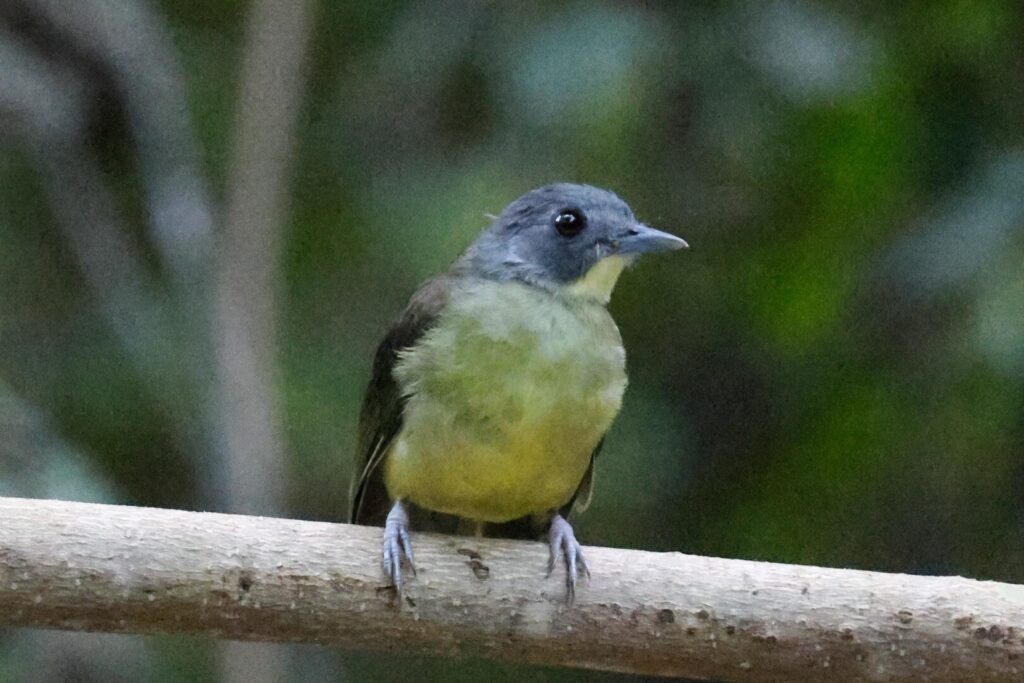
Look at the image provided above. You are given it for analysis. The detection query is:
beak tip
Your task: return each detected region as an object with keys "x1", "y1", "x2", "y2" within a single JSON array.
[{"x1": 621, "y1": 224, "x2": 690, "y2": 255}]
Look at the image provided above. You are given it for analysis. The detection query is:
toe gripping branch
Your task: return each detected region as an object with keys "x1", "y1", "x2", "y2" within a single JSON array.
[
  {"x1": 382, "y1": 505, "x2": 588, "y2": 604},
  {"x1": 547, "y1": 514, "x2": 590, "y2": 604},
  {"x1": 383, "y1": 500, "x2": 416, "y2": 591}
]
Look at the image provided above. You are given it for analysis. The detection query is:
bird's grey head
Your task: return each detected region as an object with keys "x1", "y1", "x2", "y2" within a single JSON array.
[{"x1": 459, "y1": 183, "x2": 687, "y2": 303}]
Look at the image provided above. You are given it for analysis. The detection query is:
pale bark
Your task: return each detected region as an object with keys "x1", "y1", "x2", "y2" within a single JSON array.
[{"x1": 0, "y1": 496, "x2": 1022, "y2": 682}]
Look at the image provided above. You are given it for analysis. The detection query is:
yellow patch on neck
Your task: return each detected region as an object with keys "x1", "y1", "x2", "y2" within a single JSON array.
[{"x1": 566, "y1": 255, "x2": 628, "y2": 304}]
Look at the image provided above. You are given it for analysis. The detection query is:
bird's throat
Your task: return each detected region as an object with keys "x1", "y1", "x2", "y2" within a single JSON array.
[{"x1": 566, "y1": 255, "x2": 629, "y2": 304}]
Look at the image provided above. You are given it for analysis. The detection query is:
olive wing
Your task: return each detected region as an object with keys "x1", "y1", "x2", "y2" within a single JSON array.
[{"x1": 348, "y1": 276, "x2": 451, "y2": 525}]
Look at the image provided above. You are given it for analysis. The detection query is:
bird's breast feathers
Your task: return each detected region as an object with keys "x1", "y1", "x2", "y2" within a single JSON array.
[{"x1": 384, "y1": 278, "x2": 627, "y2": 522}]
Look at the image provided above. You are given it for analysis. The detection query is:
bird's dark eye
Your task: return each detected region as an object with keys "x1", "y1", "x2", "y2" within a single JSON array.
[{"x1": 553, "y1": 208, "x2": 587, "y2": 237}]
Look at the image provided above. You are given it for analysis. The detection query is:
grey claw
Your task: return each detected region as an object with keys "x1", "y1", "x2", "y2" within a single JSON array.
[
  {"x1": 383, "y1": 501, "x2": 415, "y2": 592},
  {"x1": 399, "y1": 526, "x2": 416, "y2": 577},
  {"x1": 546, "y1": 539, "x2": 560, "y2": 577},
  {"x1": 547, "y1": 514, "x2": 588, "y2": 604}
]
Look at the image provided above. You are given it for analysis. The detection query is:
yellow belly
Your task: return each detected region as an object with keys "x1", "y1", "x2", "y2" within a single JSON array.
[{"x1": 383, "y1": 278, "x2": 626, "y2": 523}]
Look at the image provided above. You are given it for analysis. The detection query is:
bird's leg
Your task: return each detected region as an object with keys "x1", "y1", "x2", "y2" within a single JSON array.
[
  {"x1": 546, "y1": 514, "x2": 590, "y2": 604},
  {"x1": 382, "y1": 500, "x2": 415, "y2": 591}
]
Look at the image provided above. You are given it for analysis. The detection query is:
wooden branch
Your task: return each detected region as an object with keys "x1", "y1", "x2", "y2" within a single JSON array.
[{"x1": 0, "y1": 497, "x2": 1022, "y2": 682}]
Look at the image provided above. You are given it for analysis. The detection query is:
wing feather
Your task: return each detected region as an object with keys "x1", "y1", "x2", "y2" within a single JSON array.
[
  {"x1": 560, "y1": 437, "x2": 603, "y2": 518},
  {"x1": 348, "y1": 276, "x2": 451, "y2": 525}
]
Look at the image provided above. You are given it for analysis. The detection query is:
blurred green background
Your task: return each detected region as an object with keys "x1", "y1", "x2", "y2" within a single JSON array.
[{"x1": 1, "y1": 0, "x2": 1023, "y2": 681}]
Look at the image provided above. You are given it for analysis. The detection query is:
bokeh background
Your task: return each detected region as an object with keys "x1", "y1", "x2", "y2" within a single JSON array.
[{"x1": 2, "y1": 0, "x2": 1023, "y2": 681}]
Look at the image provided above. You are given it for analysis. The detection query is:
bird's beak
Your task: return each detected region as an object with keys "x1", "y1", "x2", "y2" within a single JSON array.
[{"x1": 614, "y1": 223, "x2": 689, "y2": 255}]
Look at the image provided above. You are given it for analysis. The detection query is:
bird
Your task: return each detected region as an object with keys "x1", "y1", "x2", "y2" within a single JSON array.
[{"x1": 349, "y1": 183, "x2": 687, "y2": 601}]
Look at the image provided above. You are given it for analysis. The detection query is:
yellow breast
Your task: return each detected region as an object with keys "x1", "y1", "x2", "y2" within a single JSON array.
[{"x1": 384, "y1": 278, "x2": 627, "y2": 522}]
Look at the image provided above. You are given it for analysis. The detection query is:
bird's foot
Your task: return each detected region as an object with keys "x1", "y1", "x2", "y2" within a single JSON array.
[
  {"x1": 547, "y1": 514, "x2": 589, "y2": 604},
  {"x1": 382, "y1": 500, "x2": 416, "y2": 592}
]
